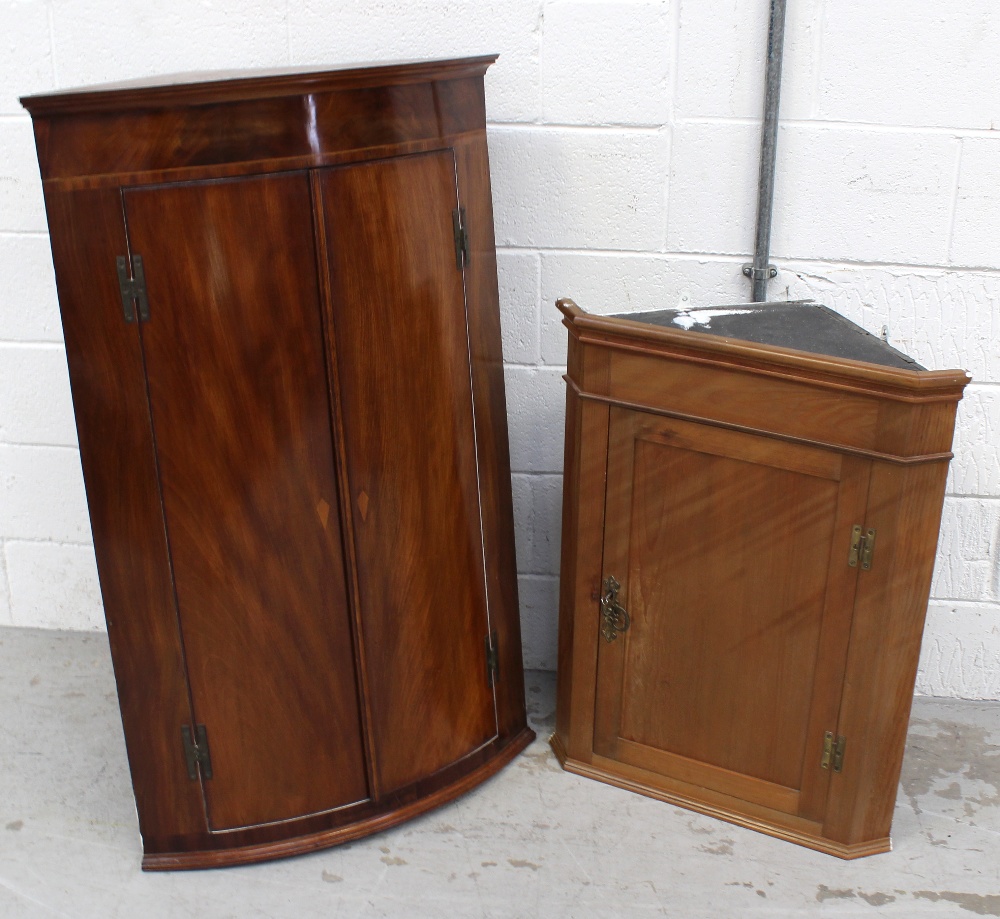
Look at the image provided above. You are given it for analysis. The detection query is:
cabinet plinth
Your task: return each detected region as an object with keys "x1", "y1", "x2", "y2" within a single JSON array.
[
  {"x1": 552, "y1": 298, "x2": 968, "y2": 858},
  {"x1": 22, "y1": 58, "x2": 533, "y2": 870}
]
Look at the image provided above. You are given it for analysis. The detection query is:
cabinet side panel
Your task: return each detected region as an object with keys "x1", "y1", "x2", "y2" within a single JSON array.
[
  {"x1": 42, "y1": 186, "x2": 207, "y2": 846},
  {"x1": 319, "y1": 151, "x2": 498, "y2": 795},
  {"x1": 558, "y1": 345, "x2": 611, "y2": 762},
  {"x1": 824, "y1": 460, "x2": 951, "y2": 845},
  {"x1": 454, "y1": 134, "x2": 528, "y2": 741},
  {"x1": 555, "y1": 373, "x2": 582, "y2": 746},
  {"x1": 873, "y1": 399, "x2": 962, "y2": 459}
]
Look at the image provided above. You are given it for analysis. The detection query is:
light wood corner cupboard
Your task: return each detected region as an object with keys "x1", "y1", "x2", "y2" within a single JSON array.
[
  {"x1": 22, "y1": 58, "x2": 534, "y2": 870},
  {"x1": 552, "y1": 298, "x2": 969, "y2": 858}
]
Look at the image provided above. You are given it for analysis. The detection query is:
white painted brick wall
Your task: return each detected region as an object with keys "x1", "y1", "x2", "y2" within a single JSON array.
[
  {"x1": 0, "y1": 345, "x2": 76, "y2": 445},
  {"x1": 1, "y1": 0, "x2": 998, "y2": 697},
  {"x1": 950, "y1": 138, "x2": 1000, "y2": 268},
  {"x1": 288, "y1": 0, "x2": 545, "y2": 122},
  {"x1": 0, "y1": 118, "x2": 46, "y2": 232},
  {"x1": 814, "y1": 4, "x2": 1000, "y2": 130},
  {"x1": 490, "y1": 126, "x2": 670, "y2": 250},
  {"x1": 541, "y1": 2, "x2": 671, "y2": 126},
  {"x1": 676, "y1": 0, "x2": 820, "y2": 121},
  {"x1": 917, "y1": 602, "x2": 1000, "y2": 700},
  {"x1": 669, "y1": 123, "x2": 960, "y2": 265},
  {"x1": 0, "y1": 234, "x2": 62, "y2": 342},
  {"x1": 497, "y1": 251, "x2": 542, "y2": 364},
  {"x1": 0, "y1": 1, "x2": 53, "y2": 115}
]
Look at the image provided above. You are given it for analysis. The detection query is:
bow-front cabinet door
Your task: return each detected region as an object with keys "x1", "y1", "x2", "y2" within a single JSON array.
[
  {"x1": 315, "y1": 150, "x2": 500, "y2": 796},
  {"x1": 121, "y1": 172, "x2": 370, "y2": 833}
]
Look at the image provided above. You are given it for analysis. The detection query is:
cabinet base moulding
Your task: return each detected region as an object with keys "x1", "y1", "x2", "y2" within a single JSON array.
[
  {"x1": 145, "y1": 726, "x2": 535, "y2": 871},
  {"x1": 549, "y1": 733, "x2": 891, "y2": 860}
]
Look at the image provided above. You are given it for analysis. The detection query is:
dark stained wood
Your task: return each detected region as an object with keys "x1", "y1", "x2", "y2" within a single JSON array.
[
  {"x1": 43, "y1": 186, "x2": 207, "y2": 844},
  {"x1": 21, "y1": 57, "x2": 496, "y2": 115},
  {"x1": 553, "y1": 298, "x2": 968, "y2": 858},
  {"x1": 318, "y1": 151, "x2": 497, "y2": 795},
  {"x1": 143, "y1": 724, "x2": 534, "y2": 870},
  {"x1": 24, "y1": 60, "x2": 531, "y2": 868},
  {"x1": 123, "y1": 173, "x2": 369, "y2": 830},
  {"x1": 454, "y1": 134, "x2": 527, "y2": 741},
  {"x1": 30, "y1": 79, "x2": 487, "y2": 184}
]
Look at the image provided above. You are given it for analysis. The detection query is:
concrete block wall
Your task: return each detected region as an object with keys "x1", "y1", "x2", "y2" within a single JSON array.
[{"x1": 1, "y1": 0, "x2": 997, "y2": 697}]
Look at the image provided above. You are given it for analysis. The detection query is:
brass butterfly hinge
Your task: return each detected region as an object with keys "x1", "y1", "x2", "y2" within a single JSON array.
[
  {"x1": 600, "y1": 575, "x2": 631, "y2": 643},
  {"x1": 848, "y1": 525, "x2": 876, "y2": 570},
  {"x1": 484, "y1": 629, "x2": 499, "y2": 687},
  {"x1": 452, "y1": 207, "x2": 470, "y2": 270},
  {"x1": 181, "y1": 723, "x2": 213, "y2": 781},
  {"x1": 116, "y1": 254, "x2": 150, "y2": 323},
  {"x1": 821, "y1": 731, "x2": 846, "y2": 773}
]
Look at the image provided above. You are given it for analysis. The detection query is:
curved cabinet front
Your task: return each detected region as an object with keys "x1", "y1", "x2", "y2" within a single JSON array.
[{"x1": 23, "y1": 59, "x2": 533, "y2": 869}]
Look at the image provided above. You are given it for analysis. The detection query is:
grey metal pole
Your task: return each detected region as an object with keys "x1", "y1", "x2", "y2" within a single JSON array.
[{"x1": 744, "y1": 0, "x2": 787, "y2": 302}]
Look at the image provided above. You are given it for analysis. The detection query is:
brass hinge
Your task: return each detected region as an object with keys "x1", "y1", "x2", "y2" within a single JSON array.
[
  {"x1": 821, "y1": 731, "x2": 846, "y2": 773},
  {"x1": 484, "y1": 629, "x2": 499, "y2": 687},
  {"x1": 116, "y1": 254, "x2": 150, "y2": 323},
  {"x1": 181, "y1": 723, "x2": 213, "y2": 781},
  {"x1": 452, "y1": 207, "x2": 469, "y2": 270},
  {"x1": 848, "y1": 525, "x2": 876, "y2": 570},
  {"x1": 600, "y1": 575, "x2": 631, "y2": 643}
]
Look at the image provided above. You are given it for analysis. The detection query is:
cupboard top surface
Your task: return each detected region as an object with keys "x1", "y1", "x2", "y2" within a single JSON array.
[
  {"x1": 20, "y1": 56, "x2": 497, "y2": 116},
  {"x1": 559, "y1": 299, "x2": 969, "y2": 400},
  {"x1": 614, "y1": 301, "x2": 923, "y2": 372}
]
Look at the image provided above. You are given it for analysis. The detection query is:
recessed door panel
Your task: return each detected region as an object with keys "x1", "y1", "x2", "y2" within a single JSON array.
[
  {"x1": 123, "y1": 173, "x2": 369, "y2": 831},
  {"x1": 318, "y1": 151, "x2": 497, "y2": 795},
  {"x1": 595, "y1": 409, "x2": 868, "y2": 819}
]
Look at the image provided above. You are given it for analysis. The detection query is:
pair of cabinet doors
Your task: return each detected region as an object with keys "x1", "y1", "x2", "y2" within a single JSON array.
[
  {"x1": 594, "y1": 406, "x2": 878, "y2": 826},
  {"x1": 105, "y1": 150, "x2": 498, "y2": 832}
]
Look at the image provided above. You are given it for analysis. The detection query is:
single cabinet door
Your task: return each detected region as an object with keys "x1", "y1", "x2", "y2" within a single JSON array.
[
  {"x1": 317, "y1": 150, "x2": 499, "y2": 796},
  {"x1": 594, "y1": 409, "x2": 870, "y2": 823},
  {"x1": 122, "y1": 172, "x2": 370, "y2": 832}
]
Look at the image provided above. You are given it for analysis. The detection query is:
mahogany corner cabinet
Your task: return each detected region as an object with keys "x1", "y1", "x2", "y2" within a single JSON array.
[
  {"x1": 21, "y1": 58, "x2": 533, "y2": 870},
  {"x1": 551, "y1": 298, "x2": 968, "y2": 858}
]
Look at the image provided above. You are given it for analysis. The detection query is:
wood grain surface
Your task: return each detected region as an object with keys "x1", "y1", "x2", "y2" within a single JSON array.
[
  {"x1": 25, "y1": 60, "x2": 531, "y2": 866},
  {"x1": 594, "y1": 411, "x2": 863, "y2": 817},
  {"x1": 43, "y1": 186, "x2": 208, "y2": 844},
  {"x1": 553, "y1": 298, "x2": 967, "y2": 857},
  {"x1": 124, "y1": 173, "x2": 369, "y2": 830},
  {"x1": 318, "y1": 151, "x2": 497, "y2": 796}
]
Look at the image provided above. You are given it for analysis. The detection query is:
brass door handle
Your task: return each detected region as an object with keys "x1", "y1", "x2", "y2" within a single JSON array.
[{"x1": 600, "y1": 575, "x2": 630, "y2": 642}]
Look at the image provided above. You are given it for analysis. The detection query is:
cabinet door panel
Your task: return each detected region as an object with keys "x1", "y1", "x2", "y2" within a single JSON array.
[
  {"x1": 123, "y1": 173, "x2": 369, "y2": 831},
  {"x1": 318, "y1": 151, "x2": 498, "y2": 795},
  {"x1": 595, "y1": 410, "x2": 867, "y2": 819}
]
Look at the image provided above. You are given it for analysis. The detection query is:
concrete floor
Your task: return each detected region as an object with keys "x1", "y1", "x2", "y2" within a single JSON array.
[{"x1": 0, "y1": 628, "x2": 998, "y2": 918}]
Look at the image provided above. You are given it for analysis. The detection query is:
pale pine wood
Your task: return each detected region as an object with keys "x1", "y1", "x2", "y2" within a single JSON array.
[
  {"x1": 824, "y1": 460, "x2": 953, "y2": 845},
  {"x1": 551, "y1": 734, "x2": 891, "y2": 860},
  {"x1": 554, "y1": 298, "x2": 968, "y2": 857},
  {"x1": 554, "y1": 340, "x2": 611, "y2": 764},
  {"x1": 593, "y1": 410, "x2": 865, "y2": 817}
]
